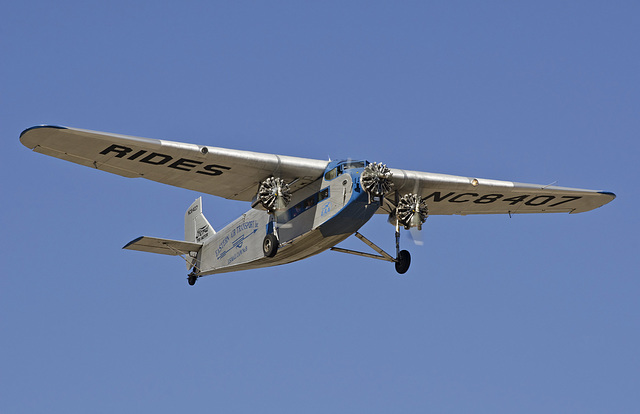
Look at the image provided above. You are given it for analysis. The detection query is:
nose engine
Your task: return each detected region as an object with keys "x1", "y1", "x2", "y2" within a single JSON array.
[{"x1": 361, "y1": 162, "x2": 394, "y2": 201}]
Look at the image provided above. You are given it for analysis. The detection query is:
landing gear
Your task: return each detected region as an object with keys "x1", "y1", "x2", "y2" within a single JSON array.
[
  {"x1": 395, "y1": 250, "x2": 411, "y2": 274},
  {"x1": 329, "y1": 232, "x2": 413, "y2": 274},
  {"x1": 263, "y1": 234, "x2": 279, "y2": 257},
  {"x1": 187, "y1": 271, "x2": 198, "y2": 286}
]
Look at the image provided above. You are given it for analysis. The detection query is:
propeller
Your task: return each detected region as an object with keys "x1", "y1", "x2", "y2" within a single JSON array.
[
  {"x1": 408, "y1": 225, "x2": 424, "y2": 246},
  {"x1": 396, "y1": 193, "x2": 428, "y2": 231},
  {"x1": 257, "y1": 177, "x2": 292, "y2": 212}
]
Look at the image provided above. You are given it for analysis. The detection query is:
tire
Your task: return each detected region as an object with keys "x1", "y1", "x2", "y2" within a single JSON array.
[
  {"x1": 187, "y1": 273, "x2": 198, "y2": 286},
  {"x1": 263, "y1": 234, "x2": 279, "y2": 258},
  {"x1": 395, "y1": 250, "x2": 411, "y2": 274}
]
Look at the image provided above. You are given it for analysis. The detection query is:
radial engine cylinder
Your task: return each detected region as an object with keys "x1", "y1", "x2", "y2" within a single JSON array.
[
  {"x1": 396, "y1": 193, "x2": 428, "y2": 230},
  {"x1": 257, "y1": 177, "x2": 292, "y2": 212}
]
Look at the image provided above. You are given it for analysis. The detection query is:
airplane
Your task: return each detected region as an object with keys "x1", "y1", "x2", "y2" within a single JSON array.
[{"x1": 20, "y1": 125, "x2": 616, "y2": 285}]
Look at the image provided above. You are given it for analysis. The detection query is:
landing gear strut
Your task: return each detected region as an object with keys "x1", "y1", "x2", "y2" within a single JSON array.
[{"x1": 393, "y1": 220, "x2": 411, "y2": 274}]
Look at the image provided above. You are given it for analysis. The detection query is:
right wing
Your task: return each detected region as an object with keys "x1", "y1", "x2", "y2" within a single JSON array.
[
  {"x1": 20, "y1": 126, "x2": 328, "y2": 201},
  {"x1": 384, "y1": 168, "x2": 615, "y2": 215}
]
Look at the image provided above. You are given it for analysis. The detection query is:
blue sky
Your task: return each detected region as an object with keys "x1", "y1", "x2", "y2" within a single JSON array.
[{"x1": 2, "y1": 1, "x2": 638, "y2": 412}]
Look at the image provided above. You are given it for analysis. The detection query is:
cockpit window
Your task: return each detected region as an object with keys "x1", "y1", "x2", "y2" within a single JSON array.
[
  {"x1": 324, "y1": 161, "x2": 366, "y2": 180},
  {"x1": 342, "y1": 161, "x2": 366, "y2": 170},
  {"x1": 324, "y1": 167, "x2": 340, "y2": 181}
]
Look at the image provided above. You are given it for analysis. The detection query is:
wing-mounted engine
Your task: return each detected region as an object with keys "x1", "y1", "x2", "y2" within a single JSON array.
[
  {"x1": 395, "y1": 193, "x2": 429, "y2": 230},
  {"x1": 256, "y1": 177, "x2": 292, "y2": 213},
  {"x1": 361, "y1": 162, "x2": 393, "y2": 203}
]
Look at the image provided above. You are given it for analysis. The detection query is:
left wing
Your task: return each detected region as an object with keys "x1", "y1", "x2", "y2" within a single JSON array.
[{"x1": 20, "y1": 126, "x2": 328, "y2": 201}]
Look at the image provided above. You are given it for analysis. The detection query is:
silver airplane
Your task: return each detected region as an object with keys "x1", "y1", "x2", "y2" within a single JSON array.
[{"x1": 20, "y1": 126, "x2": 615, "y2": 285}]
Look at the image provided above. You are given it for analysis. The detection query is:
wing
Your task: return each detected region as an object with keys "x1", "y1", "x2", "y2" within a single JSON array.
[
  {"x1": 20, "y1": 126, "x2": 328, "y2": 201},
  {"x1": 384, "y1": 168, "x2": 615, "y2": 215},
  {"x1": 21, "y1": 126, "x2": 614, "y2": 214}
]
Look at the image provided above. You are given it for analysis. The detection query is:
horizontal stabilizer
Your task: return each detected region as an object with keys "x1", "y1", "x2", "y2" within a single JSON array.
[{"x1": 123, "y1": 236, "x2": 202, "y2": 256}]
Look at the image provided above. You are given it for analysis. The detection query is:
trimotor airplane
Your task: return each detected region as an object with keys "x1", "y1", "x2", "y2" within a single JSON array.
[{"x1": 21, "y1": 126, "x2": 615, "y2": 285}]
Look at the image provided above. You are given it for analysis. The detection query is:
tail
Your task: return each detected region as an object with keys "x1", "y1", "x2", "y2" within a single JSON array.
[
  {"x1": 185, "y1": 197, "x2": 215, "y2": 244},
  {"x1": 123, "y1": 197, "x2": 214, "y2": 274}
]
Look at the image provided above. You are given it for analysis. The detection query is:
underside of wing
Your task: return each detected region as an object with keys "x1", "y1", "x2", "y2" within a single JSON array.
[
  {"x1": 20, "y1": 126, "x2": 328, "y2": 201},
  {"x1": 382, "y1": 169, "x2": 615, "y2": 215},
  {"x1": 21, "y1": 126, "x2": 615, "y2": 215}
]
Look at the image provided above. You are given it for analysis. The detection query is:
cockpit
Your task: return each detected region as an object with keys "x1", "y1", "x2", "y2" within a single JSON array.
[{"x1": 324, "y1": 160, "x2": 368, "y2": 181}]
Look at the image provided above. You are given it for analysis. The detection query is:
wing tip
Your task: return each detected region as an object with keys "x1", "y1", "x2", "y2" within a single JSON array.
[
  {"x1": 20, "y1": 125, "x2": 68, "y2": 139},
  {"x1": 571, "y1": 190, "x2": 616, "y2": 214},
  {"x1": 20, "y1": 125, "x2": 69, "y2": 149},
  {"x1": 122, "y1": 236, "x2": 145, "y2": 250},
  {"x1": 598, "y1": 191, "x2": 616, "y2": 199}
]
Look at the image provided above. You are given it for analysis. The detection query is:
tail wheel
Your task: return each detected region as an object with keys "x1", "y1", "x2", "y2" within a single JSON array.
[
  {"x1": 395, "y1": 250, "x2": 411, "y2": 274},
  {"x1": 263, "y1": 234, "x2": 279, "y2": 258}
]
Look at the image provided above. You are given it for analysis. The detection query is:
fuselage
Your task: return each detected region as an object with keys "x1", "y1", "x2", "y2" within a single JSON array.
[{"x1": 198, "y1": 160, "x2": 379, "y2": 275}]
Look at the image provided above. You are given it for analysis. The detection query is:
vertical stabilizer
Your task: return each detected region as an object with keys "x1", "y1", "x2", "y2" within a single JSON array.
[{"x1": 185, "y1": 197, "x2": 215, "y2": 244}]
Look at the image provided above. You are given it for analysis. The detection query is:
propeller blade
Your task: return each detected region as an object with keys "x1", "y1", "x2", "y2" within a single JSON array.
[{"x1": 408, "y1": 227, "x2": 424, "y2": 246}]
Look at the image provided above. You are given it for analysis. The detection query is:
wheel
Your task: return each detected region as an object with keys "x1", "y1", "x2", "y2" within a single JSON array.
[
  {"x1": 395, "y1": 250, "x2": 411, "y2": 274},
  {"x1": 263, "y1": 234, "x2": 279, "y2": 258},
  {"x1": 187, "y1": 272, "x2": 198, "y2": 286}
]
